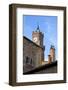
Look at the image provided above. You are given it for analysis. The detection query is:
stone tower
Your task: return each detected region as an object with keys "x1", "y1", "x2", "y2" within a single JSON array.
[
  {"x1": 32, "y1": 25, "x2": 45, "y2": 61},
  {"x1": 50, "y1": 45, "x2": 55, "y2": 62},
  {"x1": 32, "y1": 25, "x2": 44, "y2": 48}
]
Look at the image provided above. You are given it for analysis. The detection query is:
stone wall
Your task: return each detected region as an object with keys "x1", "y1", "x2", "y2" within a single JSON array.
[{"x1": 23, "y1": 36, "x2": 44, "y2": 72}]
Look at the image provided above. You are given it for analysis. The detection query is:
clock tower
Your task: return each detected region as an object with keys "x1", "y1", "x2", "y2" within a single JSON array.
[{"x1": 32, "y1": 25, "x2": 44, "y2": 49}]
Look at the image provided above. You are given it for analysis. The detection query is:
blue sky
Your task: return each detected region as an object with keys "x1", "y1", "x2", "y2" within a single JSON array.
[{"x1": 23, "y1": 15, "x2": 57, "y2": 61}]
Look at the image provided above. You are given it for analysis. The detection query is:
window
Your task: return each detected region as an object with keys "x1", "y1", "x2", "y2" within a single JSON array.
[
  {"x1": 30, "y1": 59, "x2": 32, "y2": 64},
  {"x1": 26, "y1": 56, "x2": 29, "y2": 64},
  {"x1": 26, "y1": 57, "x2": 33, "y2": 65}
]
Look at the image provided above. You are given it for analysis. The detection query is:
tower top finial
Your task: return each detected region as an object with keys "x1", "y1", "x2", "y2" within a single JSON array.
[
  {"x1": 50, "y1": 45, "x2": 55, "y2": 49},
  {"x1": 37, "y1": 25, "x2": 39, "y2": 30},
  {"x1": 36, "y1": 25, "x2": 40, "y2": 32}
]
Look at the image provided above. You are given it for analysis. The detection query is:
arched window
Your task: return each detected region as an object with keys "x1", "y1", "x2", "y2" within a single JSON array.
[
  {"x1": 26, "y1": 57, "x2": 33, "y2": 65},
  {"x1": 30, "y1": 59, "x2": 32, "y2": 64}
]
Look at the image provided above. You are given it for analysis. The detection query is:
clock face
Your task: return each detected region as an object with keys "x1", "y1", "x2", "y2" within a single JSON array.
[{"x1": 33, "y1": 37, "x2": 37, "y2": 42}]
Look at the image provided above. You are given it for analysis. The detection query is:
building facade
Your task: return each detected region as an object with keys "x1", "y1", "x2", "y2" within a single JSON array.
[{"x1": 23, "y1": 26, "x2": 45, "y2": 73}]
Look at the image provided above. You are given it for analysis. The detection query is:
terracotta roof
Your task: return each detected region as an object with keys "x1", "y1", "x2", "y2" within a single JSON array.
[{"x1": 23, "y1": 61, "x2": 57, "y2": 74}]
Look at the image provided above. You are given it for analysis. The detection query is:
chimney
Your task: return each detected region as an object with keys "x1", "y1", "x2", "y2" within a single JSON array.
[{"x1": 48, "y1": 55, "x2": 52, "y2": 64}]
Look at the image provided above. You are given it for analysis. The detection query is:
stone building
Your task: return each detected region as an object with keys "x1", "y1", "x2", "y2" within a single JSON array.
[{"x1": 23, "y1": 26, "x2": 45, "y2": 73}]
